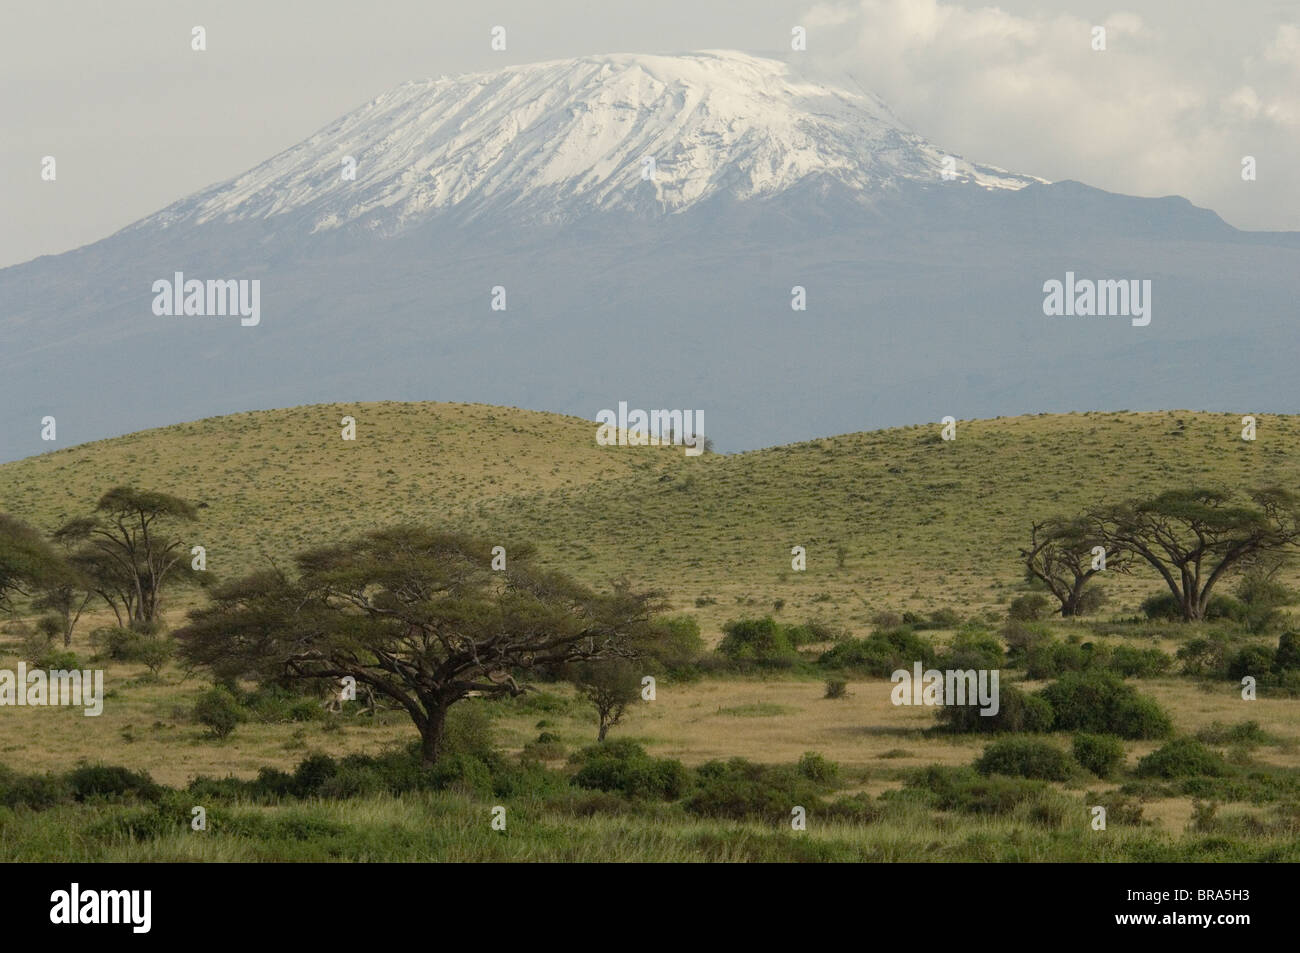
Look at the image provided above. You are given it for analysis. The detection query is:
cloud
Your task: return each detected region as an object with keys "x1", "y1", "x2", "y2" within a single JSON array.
[{"x1": 800, "y1": 0, "x2": 1300, "y2": 228}]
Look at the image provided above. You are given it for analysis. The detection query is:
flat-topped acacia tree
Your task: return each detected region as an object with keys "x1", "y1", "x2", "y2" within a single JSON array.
[
  {"x1": 176, "y1": 527, "x2": 663, "y2": 764},
  {"x1": 55, "y1": 487, "x2": 199, "y2": 627},
  {"x1": 1089, "y1": 487, "x2": 1300, "y2": 622},
  {"x1": 1020, "y1": 516, "x2": 1132, "y2": 616}
]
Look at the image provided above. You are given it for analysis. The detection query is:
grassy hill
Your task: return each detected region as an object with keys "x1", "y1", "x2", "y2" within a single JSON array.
[
  {"x1": 3, "y1": 403, "x2": 1295, "y2": 638},
  {"x1": 3, "y1": 402, "x2": 1300, "y2": 859}
]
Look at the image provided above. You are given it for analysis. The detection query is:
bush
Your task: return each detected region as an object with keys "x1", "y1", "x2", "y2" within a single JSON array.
[
  {"x1": 903, "y1": 765, "x2": 1048, "y2": 816},
  {"x1": 928, "y1": 608, "x2": 963, "y2": 628},
  {"x1": 1136, "y1": 738, "x2": 1230, "y2": 779},
  {"x1": 193, "y1": 686, "x2": 243, "y2": 739},
  {"x1": 0, "y1": 766, "x2": 70, "y2": 810},
  {"x1": 644, "y1": 614, "x2": 706, "y2": 672},
  {"x1": 818, "y1": 625, "x2": 937, "y2": 677},
  {"x1": 939, "y1": 627, "x2": 1004, "y2": 670},
  {"x1": 1008, "y1": 594, "x2": 1050, "y2": 622},
  {"x1": 442, "y1": 702, "x2": 494, "y2": 758},
  {"x1": 685, "y1": 757, "x2": 833, "y2": 820},
  {"x1": 1176, "y1": 634, "x2": 1232, "y2": 677},
  {"x1": 1024, "y1": 640, "x2": 1087, "y2": 679},
  {"x1": 1140, "y1": 592, "x2": 1179, "y2": 621},
  {"x1": 1002, "y1": 620, "x2": 1053, "y2": 665},
  {"x1": 1195, "y1": 721, "x2": 1269, "y2": 747},
  {"x1": 1275, "y1": 631, "x2": 1300, "y2": 673},
  {"x1": 1073, "y1": 733, "x2": 1125, "y2": 778},
  {"x1": 1228, "y1": 644, "x2": 1276, "y2": 681},
  {"x1": 823, "y1": 679, "x2": 848, "y2": 699},
  {"x1": 797, "y1": 751, "x2": 840, "y2": 786},
  {"x1": 570, "y1": 741, "x2": 688, "y2": 801},
  {"x1": 717, "y1": 617, "x2": 798, "y2": 667},
  {"x1": 975, "y1": 739, "x2": 1073, "y2": 781},
  {"x1": 936, "y1": 683, "x2": 1054, "y2": 734},
  {"x1": 429, "y1": 753, "x2": 495, "y2": 796},
  {"x1": 67, "y1": 764, "x2": 161, "y2": 802},
  {"x1": 1038, "y1": 672, "x2": 1172, "y2": 740}
]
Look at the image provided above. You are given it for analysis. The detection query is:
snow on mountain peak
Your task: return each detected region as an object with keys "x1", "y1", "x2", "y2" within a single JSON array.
[{"x1": 146, "y1": 50, "x2": 1045, "y2": 234}]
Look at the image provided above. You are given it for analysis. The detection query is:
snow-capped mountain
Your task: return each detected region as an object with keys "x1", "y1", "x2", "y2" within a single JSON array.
[
  {"x1": 141, "y1": 51, "x2": 1041, "y2": 235},
  {"x1": 1, "y1": 51, "x2": 1296, "y2": 465}
]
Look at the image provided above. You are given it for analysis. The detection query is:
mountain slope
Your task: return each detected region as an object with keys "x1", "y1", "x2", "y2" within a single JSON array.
[
  {"x1": 1, "y1": 52, "x2": 1297, "y2": 465},
  {"x1": 139, "y1": 51, "x2": 1041, "y2": 237}
]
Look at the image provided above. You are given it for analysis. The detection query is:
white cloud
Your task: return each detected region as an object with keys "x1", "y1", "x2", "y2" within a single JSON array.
[{"x1": 802, "y1": 0, "x2": 1300, "y2": 228}]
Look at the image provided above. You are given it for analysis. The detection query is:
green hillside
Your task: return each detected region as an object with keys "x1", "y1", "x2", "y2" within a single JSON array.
[{"x1": 4, "y1": 403, "x2": 1292, "y2": 637}]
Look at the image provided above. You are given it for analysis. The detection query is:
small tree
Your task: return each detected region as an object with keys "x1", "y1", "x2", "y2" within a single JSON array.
[
  {"x1": 1020, "y1": 517, "x2": 1129, "y2": 617},
  {"x1": 1091, "y1": 487, "x2": 1300, "y2": 622},
  {"x1": 57, "y1": 488, "x2": 198, "y2": 626},
  {"x1": 194, "y1": 686, "x2": 242, "y2": 739},
  {"x1": 573, "y1": 658, "x2": 642, "y2": 741},
  {"x1": 176, "y1": 527, "x2": 662, "y2": 764},
  {"x1": 0, "y1": 514, "x2": 68, "y2": 614}
]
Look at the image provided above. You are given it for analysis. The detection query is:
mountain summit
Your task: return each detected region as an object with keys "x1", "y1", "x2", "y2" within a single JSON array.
[
  {"x1": 142, "y1": 51, "x2": 1042, "y2": 235},
  {"x1": 2, "y1": 51, "x2": 1295, "y2": 466}
]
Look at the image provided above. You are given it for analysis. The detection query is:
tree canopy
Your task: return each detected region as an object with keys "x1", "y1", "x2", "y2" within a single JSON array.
[{"x1": 176, "y1": 527, "x2": 663, "y2": 763}]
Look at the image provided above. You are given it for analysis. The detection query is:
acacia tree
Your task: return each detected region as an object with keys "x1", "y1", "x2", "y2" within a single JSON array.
[
  {"x1": 58, "y1": 488, "x2": 198, "y2": 626},
  {"x1": 0, "y1": 513, "x2": 68, "y2": 614},
  {"x1": 1020, "y1": 516, "x2": 1130, "y2": 616},
  {"x1": 176, "y1": 527, "x2": 663, "y2": 764},
  {"x1": 33, "y1": 522, "x2": 97, "y2": 645},
  {"x1": 1090, "y1": 487, "x2": 1300, "y2": 622},
  {"x1": 572, "y1": 658, "x2": 643, "y2": 741}
]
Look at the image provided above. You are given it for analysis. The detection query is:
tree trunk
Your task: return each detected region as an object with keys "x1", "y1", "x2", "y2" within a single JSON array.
[
  {"x1": 598, "y1": 718, "x2": 608, "y2": 742},
  {"x1": 419, "y1": 704, "x2": 448, "y2": 765}
]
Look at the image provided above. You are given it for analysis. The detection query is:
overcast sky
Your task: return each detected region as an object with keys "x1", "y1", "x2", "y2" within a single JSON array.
[{"x1": 2, "y1": 0, "x2": 1297, "y2": 268}]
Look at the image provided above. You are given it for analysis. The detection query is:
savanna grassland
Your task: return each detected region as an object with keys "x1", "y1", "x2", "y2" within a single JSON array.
[{"x1": 2, "y1": 402, "x2": 1300, "y2": 861}]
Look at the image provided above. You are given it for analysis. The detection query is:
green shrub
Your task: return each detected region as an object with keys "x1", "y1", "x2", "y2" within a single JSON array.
[
  {"x1": 975, "y1": 738, "x2": 1073, "y2": 781},
  {"x1": 818, "y1": 625, "x2": 937, "y2": 677},
  {"x1": 193, "y1": 686, "x2": 243, "y2": 739},
  {"x1": 67, "y1": 764, "x2": 161, "y2": 802},
  {"x1": 1073, "y1": 733, "x2": 1126, "y2": 778},
  {"x1": 936, "y1": 683, "x2": 1054, "y2": 734},
  {"x1": 939, "y1": 627, "x2": 1004, "y2": 670},
  {"x1": 797, "y1": 751, "x2": 840, "y2": 785},
  {"x1": 685, "y1": 757, "x2": 831, "y2": 820},
  {"x1": 1002, "y1": 621, "x2": 1053, "y2": 664},
  {"x1": 1275, "y1": 631, "x2": 1300, "y2": 673},
  {"x1": 1195, "y1": 721, "x2": 1269, "y2": 747},
  {"x1": 823, "y1": 679, "x2": 848, "y2": 699},
  {"x1": 570, "y1": 741, "x2": 688, "y2": 801},
  {"x1": 1228, "y1": 644, "x2": 1276, "y2": 680},
  {"x1": 0, "y1": 766, "x2": 70, "y2": 810},
  {"x1": 429, "y1": 753, "x2": 495, "y2": 796},
  {"x1": 903, "y1": 765, "x2": 1047, "y2": 815},
  {"x1": 442, "y1": 702, "x2": 495, "y2": 758},
  {"x1": 718, "y1": 617, "x2": 798, "y2": 667},
  {"x1": 1008, "y1": 594, "x2": 1050, "y2": 622},
  {"x1": 1038, "y1": 672, "x2": 1172, "y2": 739},
  {"x1": 291, "y1": 753, "x2": 338, "y2": 796},
  {"x1": 645, "y1": 614, "x2": 706, "y2": 671},
  {"x1": 1136, "y1": 738, "x2": 1230, "y2": 779}
]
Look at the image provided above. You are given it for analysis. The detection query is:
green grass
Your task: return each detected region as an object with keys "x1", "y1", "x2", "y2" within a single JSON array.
[{"x1": 3, "y1": 792, "x2": 1298, "y2": 862}]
